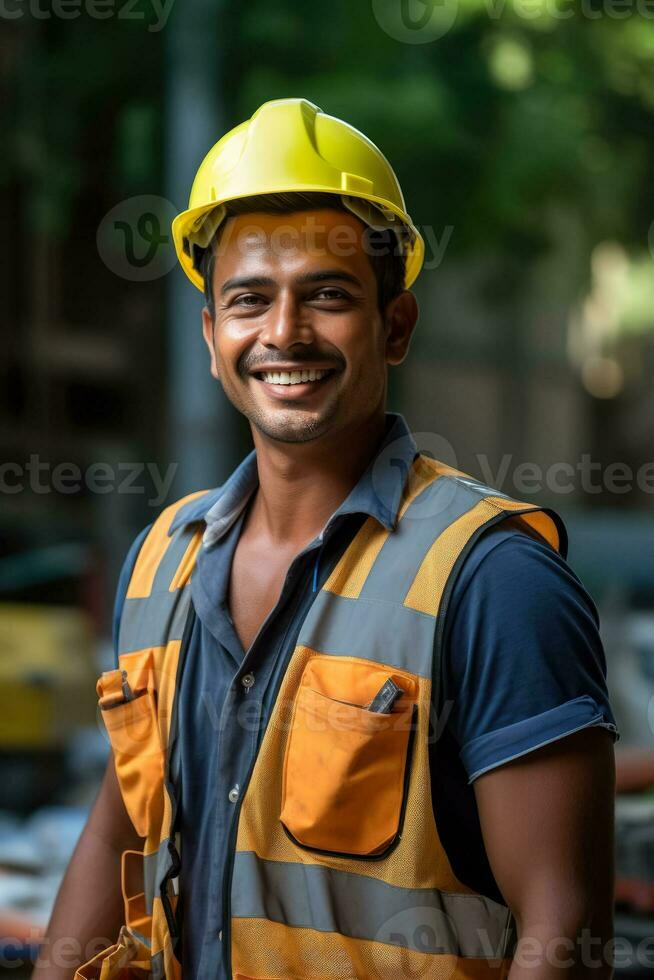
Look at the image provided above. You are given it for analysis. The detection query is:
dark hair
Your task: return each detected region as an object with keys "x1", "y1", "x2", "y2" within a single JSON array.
[{"x1": 195, "y1": 192, "x2": 407, "y2": 318}]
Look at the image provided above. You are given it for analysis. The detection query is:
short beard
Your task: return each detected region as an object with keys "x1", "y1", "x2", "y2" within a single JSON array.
[{"x1": 245, "y1": 403, "x2": 339, "y2": 444}]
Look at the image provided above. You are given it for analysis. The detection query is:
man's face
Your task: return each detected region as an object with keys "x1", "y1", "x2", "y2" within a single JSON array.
[{"x1": 202, "y1": 208, "x2": 416, "y2": 444}]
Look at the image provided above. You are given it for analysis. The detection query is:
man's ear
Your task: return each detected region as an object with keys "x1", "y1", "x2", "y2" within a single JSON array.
[
  {"x1": 202, "y1": 307, "x2": 220, "y2": 379},
  {"x1": 384, "y1": 290, "x2": 419, "y2": 366}
]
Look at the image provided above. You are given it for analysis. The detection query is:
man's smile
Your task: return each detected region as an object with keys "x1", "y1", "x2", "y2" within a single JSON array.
[{"x1": 250, "y1": 366, "x2": 339, "y2": 399}]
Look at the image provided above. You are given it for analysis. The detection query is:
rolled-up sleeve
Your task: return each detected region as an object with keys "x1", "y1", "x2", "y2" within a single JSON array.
[{"x1": 442, "y1": 525, "x2": 619, "y2": 785}]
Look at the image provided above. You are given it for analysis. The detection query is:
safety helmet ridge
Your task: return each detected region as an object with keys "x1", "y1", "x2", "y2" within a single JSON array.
[{"x1": 171, "y1": 98, "x2": 425, "y2": 291}]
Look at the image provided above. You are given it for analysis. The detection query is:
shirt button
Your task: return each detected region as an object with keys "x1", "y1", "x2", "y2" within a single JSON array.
[
  {"x1": 241, "y1": 672, "x2": 255, "y2": 691},
  {"x1": 218, "y1": 929, "x2": 223, "y2": 941},
  {"x1": 228, "y1": 784, "x2": 240, "y2": 803}
]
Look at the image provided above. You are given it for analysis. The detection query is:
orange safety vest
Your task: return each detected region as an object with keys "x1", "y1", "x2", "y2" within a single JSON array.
[{"x1": 75, "y1": 455, "x2": 565, "y2": 980}]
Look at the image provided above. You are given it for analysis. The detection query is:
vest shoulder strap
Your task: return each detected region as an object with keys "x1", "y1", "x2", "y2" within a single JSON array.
[
  {"x1": 125, "y1": 490, "x2": 210, "y2": 601},
  {"x1": 415, "y1": 453, "x2": 566, "y2": 555}
]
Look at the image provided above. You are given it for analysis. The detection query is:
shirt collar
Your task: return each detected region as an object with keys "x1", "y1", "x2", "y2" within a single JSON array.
[{"x1": 168, "y1": 412, "x2": 417, "y2": 546}]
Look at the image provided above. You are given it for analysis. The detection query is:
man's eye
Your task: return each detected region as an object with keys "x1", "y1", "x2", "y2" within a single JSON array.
[
  {"x1": 314, "y1": 288, "x2": 347, "y2": 301},
  {"x1": 234, "y1": 294, "x2": 265, "y2": 307}
]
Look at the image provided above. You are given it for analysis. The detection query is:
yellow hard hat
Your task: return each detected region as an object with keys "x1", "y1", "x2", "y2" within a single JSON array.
[{"x1": 171, "y1": 98, "x2": 424, "y2": 292}]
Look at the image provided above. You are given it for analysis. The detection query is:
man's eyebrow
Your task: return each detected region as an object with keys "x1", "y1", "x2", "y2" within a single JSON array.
[
  {"x1": 296, "y1": 270, "x2": 363, "y2": 288},
  {"x1": 220, "y1": 275, "x2": 276, "y2": 296},
  {"x1": 220, "y1": 270, "x2": 363, "y2": 296}
]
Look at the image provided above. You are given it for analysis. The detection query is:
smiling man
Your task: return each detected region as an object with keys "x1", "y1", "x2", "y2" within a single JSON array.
[{"x1": 36, "y1": 99, "x2": 618, "y2": 980}]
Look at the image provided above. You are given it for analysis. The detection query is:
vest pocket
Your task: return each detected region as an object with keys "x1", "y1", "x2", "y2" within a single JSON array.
[
  {"x1": 280, "y1": 656, "x2": 418, "y2": 858},
  {"x1": 98, "y1": 670, "x2": 164, "y2": 839},
  {"x1": 73, "y1": 926, "x2": 150, "y2": 978},
  {"x1": 121, "y1": 849, "x2": 152, "y2": 939}
]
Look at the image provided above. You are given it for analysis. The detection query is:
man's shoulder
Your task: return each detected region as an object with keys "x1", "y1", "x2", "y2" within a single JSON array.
[{"x1": 453, "y1": 516, "x2": 576, "y2": 605}]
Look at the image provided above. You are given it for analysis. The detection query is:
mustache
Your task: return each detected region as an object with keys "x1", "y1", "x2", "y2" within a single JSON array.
[{"x1": 239, "y1": 350, "x2": 345, "y2": 375}]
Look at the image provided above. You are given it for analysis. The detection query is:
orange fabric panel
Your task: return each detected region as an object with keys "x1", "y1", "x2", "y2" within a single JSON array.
[
  {"x1": 73, "y1": 926, "x2": 150, "y2": 979},
  {"x1": 237, "y1": 646, "x2": 471, "y2": 894},
  {"x1": 117, "y1": 648, "x2": 159, "y2": 697},
  {"x1": 404, "y1": 500, "x2": 496, "y2": 616},
  {"x1": 323, "y1": 515, "x2": 389, "y2": 599},
  {"x1": 280, "y1": 654, "x2": 418, "y2": 854},
  {"x1": 168, "y1": 527, "x2": 204, "y2": 591},
  {"x1": 100, "y1": 690, "x2": 163, "y2": 839},
  {"x1": 150, "y1": 898, "x2": 181, "y2": 979},
  {"x1": 511, "y1": 507, "x2": 560, "y2": 551},
  {"x1": 231, "y1": 917, "x2": 511, "y2": 980}
]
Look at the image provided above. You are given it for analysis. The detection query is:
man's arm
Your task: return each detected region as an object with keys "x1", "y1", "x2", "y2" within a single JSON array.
[
  {"x1": 474, "y1": 727, "x2": 616, "y2": 978},
  {"x1": 31, "y1": 527, "x2": 152, "y2": 978},
  {"x1": 31, "y1": 752, "x2": 144, "y2": 979}
]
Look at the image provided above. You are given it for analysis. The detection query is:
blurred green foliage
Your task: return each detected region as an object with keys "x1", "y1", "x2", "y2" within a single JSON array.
[
  {"x1": 220, "y1": 0, "x2": 654, "y2": 264},
  {"x1": 4, "y1": 0, "x2": 654, "y2": 268}
]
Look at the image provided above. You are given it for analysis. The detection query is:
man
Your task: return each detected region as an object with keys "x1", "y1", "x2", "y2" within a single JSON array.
[{"x1": 35, "y1": 99, "x2": 618, "y2": 979}]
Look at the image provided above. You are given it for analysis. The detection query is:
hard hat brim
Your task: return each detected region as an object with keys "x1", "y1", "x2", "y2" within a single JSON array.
[{"x1": 171, "y1": 189, "x2": 425, "y2": 293}]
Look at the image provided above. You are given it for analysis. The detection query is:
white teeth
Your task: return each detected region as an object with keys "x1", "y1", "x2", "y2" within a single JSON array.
[{"x1": 260, "y1": 368, "x2": 329, "y2": 385}]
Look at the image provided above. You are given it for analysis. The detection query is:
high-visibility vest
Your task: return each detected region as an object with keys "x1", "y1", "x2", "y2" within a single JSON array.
[{"x1": 76, "y1": 455, "x2": 564, "y2": 980}]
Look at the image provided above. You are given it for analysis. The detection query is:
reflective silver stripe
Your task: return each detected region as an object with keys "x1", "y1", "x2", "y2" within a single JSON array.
[
  {"x1": 360, "y1": 478, "x2": 481, "y2": 603},
  {"x1": 143, "y1": 840, "x2": 176, "y2": 913},
  {"x1": 143, "y1": 850, "x2": 158, "y2": 914},
  {"x1": 151, "y1": 525, "x2": 199, "y2": 593},
  {"x1": 126, "y1": 925, "x2": 151, "y2": 949},
  {"x1": 119, "y1": 587, "x2": 192, "y2": 653},
  {"x1": 150, "y1": 949, "x2": 165, "y2": 980},
  {"x1": 231, "y1": 851, "x2": 514, "y2": 959},
  {"x1": 298, "y1": 591, "x2": 434, "y2": 678}
]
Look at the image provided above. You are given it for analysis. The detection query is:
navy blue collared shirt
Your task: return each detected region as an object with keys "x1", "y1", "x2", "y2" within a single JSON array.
[{"x1": 113, "y1": 413, "x2": 618, "y2": 979}]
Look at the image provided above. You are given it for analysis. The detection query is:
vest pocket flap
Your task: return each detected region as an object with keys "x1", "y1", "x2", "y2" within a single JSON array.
[
  {"x1": 280, "y1": 656, "x2": 418, "y2": 858},
  {"x1": 301, "y1": 654, "x2": 419, "y2": 707},
  {"x1": 98, "y1": 685, "x2": 164, "y2": 839},
  {"x1": 101, "y1": 691, "x2": 158, "y2": 760}
]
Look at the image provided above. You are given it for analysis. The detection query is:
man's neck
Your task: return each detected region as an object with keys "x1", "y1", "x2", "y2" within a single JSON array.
[{"x1": 247, "y1": 412, "x2": 387, "y2": 548}]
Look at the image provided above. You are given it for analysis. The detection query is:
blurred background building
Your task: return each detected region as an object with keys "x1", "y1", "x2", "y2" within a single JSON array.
[{"x1": 2, "y1": 0, "x2": 654, "y2": 974}]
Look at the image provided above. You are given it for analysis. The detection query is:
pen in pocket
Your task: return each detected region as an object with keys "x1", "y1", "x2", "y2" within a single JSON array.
[{"x1": 365, "y1": 678, "x2": 405, "y2": 714}]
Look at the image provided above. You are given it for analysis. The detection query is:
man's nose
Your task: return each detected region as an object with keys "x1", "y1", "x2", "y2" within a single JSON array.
[{"x1": 258, "y1": 291, "x2": 313, "y2": 349}]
